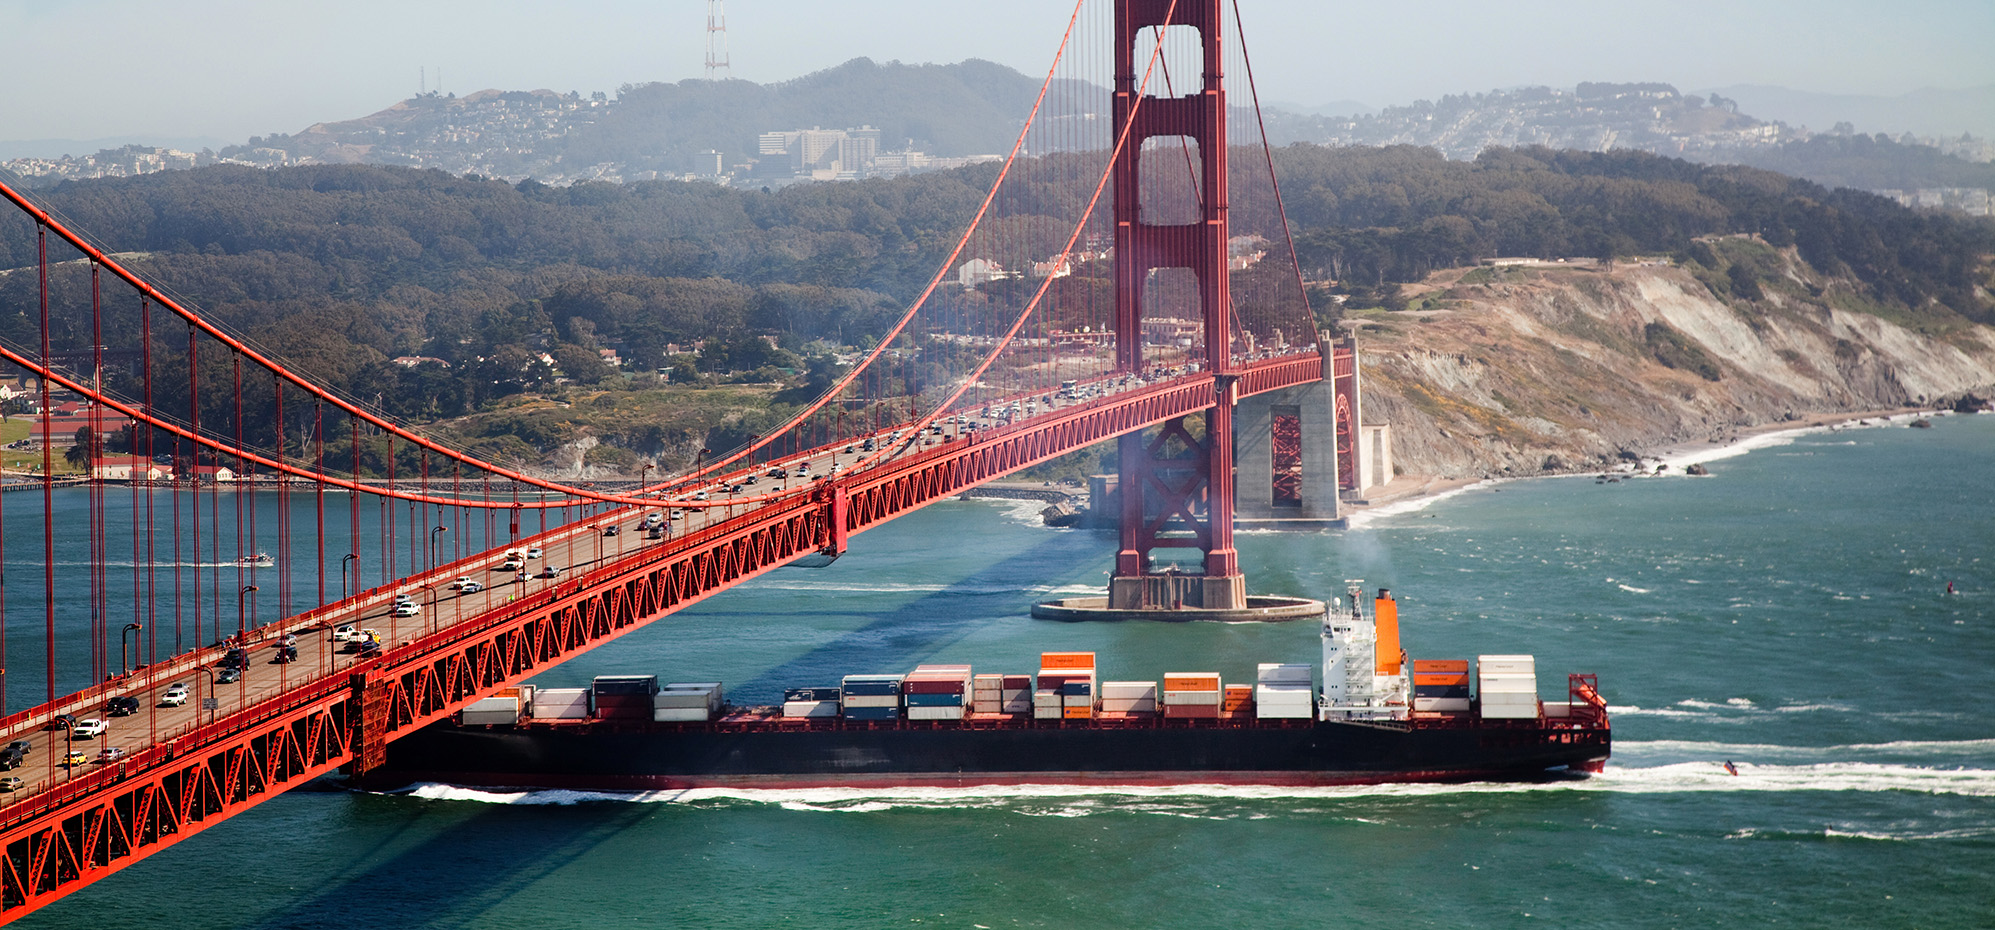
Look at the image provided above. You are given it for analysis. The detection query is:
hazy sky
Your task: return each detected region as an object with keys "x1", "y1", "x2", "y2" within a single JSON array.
[{"x1": 3, "y1": 0, "x2": 1990, "y2": 145}]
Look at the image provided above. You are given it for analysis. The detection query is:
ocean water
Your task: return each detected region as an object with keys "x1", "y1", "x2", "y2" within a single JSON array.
[{"x1": 16, "y1": 413, "x2": 1993, "y2": 929}]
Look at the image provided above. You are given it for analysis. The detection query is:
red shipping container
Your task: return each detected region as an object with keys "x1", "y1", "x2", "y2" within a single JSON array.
[
  {"x1": 902, "y1": 679, "x2": 968, "y2": 695},
  {"x1": 1164, "y1": 704, "x2": 1220, "y2": 719}
]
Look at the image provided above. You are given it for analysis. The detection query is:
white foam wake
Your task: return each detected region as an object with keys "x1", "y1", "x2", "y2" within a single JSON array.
[
  {"x1": 1344, "y1": 480, "x2": 1494, "y2": 530},
  {"x1": 394, "y1": 759, "x2": 1995, "y2": 810}
]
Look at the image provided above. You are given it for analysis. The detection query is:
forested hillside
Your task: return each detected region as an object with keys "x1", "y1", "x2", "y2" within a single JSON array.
[{"x1": 2, "y1": 146, "x2": 1989, "y2": 471}]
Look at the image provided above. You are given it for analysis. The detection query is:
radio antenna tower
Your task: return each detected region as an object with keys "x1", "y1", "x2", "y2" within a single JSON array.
[{"x1": 705, "y1": 0, "x2": 731, "y2": 81}]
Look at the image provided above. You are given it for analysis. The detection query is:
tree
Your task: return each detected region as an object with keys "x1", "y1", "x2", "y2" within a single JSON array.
[{"x1": 65, "y1": 425, "x2": 97, "y2": 469}]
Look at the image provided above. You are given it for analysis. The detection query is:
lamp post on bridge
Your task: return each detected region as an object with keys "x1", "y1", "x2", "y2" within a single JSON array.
[
  {"x1": 195, "y1": 666, "x2": 217, "y2": 728},
  {"x1": 429, "y1": 525, "x2": 449, "y2": 575},
  {"x1": 340, "y1": 553, "x2": 358, "y2": 601},
  {"x1": 237, "y1": 584, "x2": 258, "y2": 640},
  {"x1": 119, "y1": 622, "x2": 143, "y2": 675}
]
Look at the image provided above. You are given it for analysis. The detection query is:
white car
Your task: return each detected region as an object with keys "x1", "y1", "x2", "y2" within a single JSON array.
[
  {"x1": 393, "y1": 604, "x2": 420, "y2": 618},
  {"x1": 73, "y1": 718, "x2": 108, "y2": 738},
  {"x1": 460, "y1": 581, "x2": 484, "y2": 594},
  {"x1": 333, "y1": 624, "x2": 359, "y2": 642},
  {"x1": 392, "y1": 594, "x2": 415, "y2": 607},
  {"x1": 447, "y1": 576, "x2": 474, "y2": 590},
  {"x1": 526, "y1": 547, "x2": 543, "y2": 559},
  {"x1": 160, "y1": 684, "x2": 190, "y2": 707}
]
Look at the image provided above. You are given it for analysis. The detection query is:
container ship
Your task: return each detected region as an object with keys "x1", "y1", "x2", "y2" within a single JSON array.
[{"x1": 374, "y1": 587, "x2": 1610, "y2": 789}]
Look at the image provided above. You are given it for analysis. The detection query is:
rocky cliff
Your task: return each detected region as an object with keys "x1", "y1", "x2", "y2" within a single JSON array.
[{"x1": 1353, "y1": 253, "x2": 1995, "y2": 479}]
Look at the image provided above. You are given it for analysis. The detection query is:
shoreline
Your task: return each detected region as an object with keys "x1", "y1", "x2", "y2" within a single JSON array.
[{"x1": 1344, "y1": 405, "x2": 1957, "y2": 527}]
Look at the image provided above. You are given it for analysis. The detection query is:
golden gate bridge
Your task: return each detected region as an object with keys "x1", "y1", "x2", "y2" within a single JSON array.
[{"x1": 0, "y1": 0, "x2": 1360, "y2": 918}]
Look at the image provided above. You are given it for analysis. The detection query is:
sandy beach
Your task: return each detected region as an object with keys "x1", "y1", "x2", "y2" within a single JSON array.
[{"x1": 1343, "y1": 405, "x2": 1957, "y2": 524}]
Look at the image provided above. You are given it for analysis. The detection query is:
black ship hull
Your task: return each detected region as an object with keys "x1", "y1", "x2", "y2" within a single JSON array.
[{"x1": 375, "y1": 717, "x2": 1611, "y2": 790}]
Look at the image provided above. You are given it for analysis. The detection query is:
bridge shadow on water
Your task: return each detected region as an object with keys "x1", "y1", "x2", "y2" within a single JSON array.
[{"x1": 728, "y1": 520, "x2": 1110, "y2": 700}]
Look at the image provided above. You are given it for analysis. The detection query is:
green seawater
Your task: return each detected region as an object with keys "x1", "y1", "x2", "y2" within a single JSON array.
[{"x1": 19, "y1": 414, "x2": 1994, "y2": 929}]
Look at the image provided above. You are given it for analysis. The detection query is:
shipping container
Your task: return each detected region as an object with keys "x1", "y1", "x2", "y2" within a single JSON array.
[
  {"x1": 1163, "y1": 689, "x2": 1222, "y2": 705},
  {"x1": 652, "y1": 692, "x2": 717, "y2": 709},
  {"x1": 1163, "y1": 673, "x2": 1221, "y2": 691},
  {"x1": 841, "y1": 694, "x2": 901, "y2": 709},
  {"x1": 531, "y1": 688, "x2": 591, "y2": 720},
  {"x1": 1032, "y1": 704, "x2": 1065, "y2": 720},
  {"x1": 903, "y1": 679, "x2": 968, "y2": 695},
  {"x1": 1480, "y1": 700, "x2": 1540, "y2": 720},
  {"x1": 1040, "y1": 652, "x2": 1096, "y2": 671},
  {"x1": 1101, "y1": 698, "x2": 1158, "y2": 714},
  {"x1": 782, "y1": 700, "x2": 840, "y2": 718},
  {"x1": 1256, "y1": 663, "x2": 1312, "y2": 684},
  {"x1": 1058, "y1": 681, "x2": 1093, "y2": 697},
  {"x1": 1477, "y1": 655, "x2": 1537, "y2": 674},
  {"x1": 904, "y1": 692, "x2": 966, "y2": 708},
  {"x1": 1414, "y1": 697, "x2": 1472, "y2": 713},
  {"x1": 783, "y1": 687, "x2": 842, "y2": 703},
  {"x1": 1412, "y1": 659, "x2": 1470, "y2": 673},
  {"x1": 907, "y1": 706, "x2": 966, "y2": 721},
  {"x1": 592, "y1": 675, "x2": 660, "y2": 697},
  {"x1": 658, "y1": 682, "x2": 724, "y2": 714},
  {"x1": 459, "y1": 710, "x2": 521, "y2": 726},
  {"x1": 1062, "y1": 705, "x2": 1094, "y2": 719},
  {"x1": 1099, "y1": 682, "x2": 1158, "y2": 700},
  {"x1": 1163, "y1": 704, "x2": 1220, "y2": 718},
  {"x1": 652, "y1": 707, "x2": 713, "y2": 723},
  {"x1": 842, "y1": 705, "x2": 899, "y2": 721},
  {"x1": 841, "y1": 674, "x2": 904, "y2": 697},
  {"x1": 1001, "y1": 675, "x2": 1032, "y2": 690}
]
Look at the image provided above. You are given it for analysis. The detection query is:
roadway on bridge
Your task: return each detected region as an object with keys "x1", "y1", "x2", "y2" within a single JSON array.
[{"x1": 0, "y1": 364, "x2": 1204, "y2": 811}]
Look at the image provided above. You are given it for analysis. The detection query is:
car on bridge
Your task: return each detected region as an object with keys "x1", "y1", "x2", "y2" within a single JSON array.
[
  {"x1": 602, "y1": 525, "x2": 619, "y2": 537},
  {"x1": 8, "y1": 740, "x2": 32, "y2": 758},
  {"x1": 105, "y1": 696, "x2": 140, "y2": 717},
  {"x1": 333, "y1": 624, "x2": 359, "y2": 642},
  {"x1": 766, "y1": 467, "x2": 786, "y2": 478},
  {"x1": 217, "y1": 667, "x2": 242, "y2": 684},
  {"x1": 536, "y1": 566, "x2": 561, "y2": 579},
  {"x1": 526, "y1": 547, "x2": 544, "y2": 559},
  {"x1": 0, "y1": 777, "x2": 22, "y2": 792},
  {"x1": 460, "y1": 581, "x2": 484, "y2": 594},
  {"x1": 393, "y1": 603, "x2": 420, "y2": 618},
  {"x1": 448, "y1": 576, "x2": 474, "y2": 590},
  {"x1": 96, "y1": 747, "x2": 127, "y2": 764},
  {"x1": 0, "y1": 749, "x2": 22, "y2": 771},
  {"x1": 46, "y1": 714, "x2": 76, "y2": 732},
  {"x1": 160, "y1": 684, "x2": 189, "y2": 707},
  {"x1": 73, "y1": 719, "x2": 107, "y2": 739},
  {"x1": 62, "y1": 751, "x2": 87, "y2": 768}
]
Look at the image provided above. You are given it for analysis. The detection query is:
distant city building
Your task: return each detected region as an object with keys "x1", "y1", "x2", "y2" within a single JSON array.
[{"x1": 958, "y1": 259, "x2": 1010, "y2": 288}]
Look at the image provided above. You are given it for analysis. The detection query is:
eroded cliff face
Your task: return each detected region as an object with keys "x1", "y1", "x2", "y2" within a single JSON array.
[{"x1": 1354, "y1": 261, "x2": 1995, "y2": 478}]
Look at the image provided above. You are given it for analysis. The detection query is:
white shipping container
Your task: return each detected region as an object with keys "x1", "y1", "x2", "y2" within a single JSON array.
[
  {"x1": 1163, "y1": 690, "x2": 1222, "y2": 705},
  {"x1": 1477, "y1": 655, "x2": 1536, "y2": 674},
  {"x1": 460, "y1": 710, "x2": 520, "y2": 726},
  {"x1": 1062, "y1": 693, "x2": 1093, "y2": 708},
  {"x1": 1001, "y1": 688, "x2": 1029, "y2": 701},
  {"x1": 842, "y1": 694, "x2": 900, "y2": 709},
  {"x1": 1101, "y1": 698, "x2": 1158, "y2": 713},
  {"x1": 783, "y1": 700, "x2": 840, "y2": 718},
  {"x1": 1256, "y1": 663, "x2": 1313, "y2": 683},
  {"x1": 1002, "y1": 697, "x2": 1033, "y2": 713},
  {"x1": 1033, "y1": 705, "x2": 1065, "y2": 719},
  {"x1": 907, "y1": 706, "x2": 966, "y2": 721},
  {"x1": 1100, "y1": 681, "x2": 1159, "y2": 700},
  {"x1": 1477, "y1": 672, "x2": 1539, "y2": 690},
  {"x1": 971, "y1": 700, "x2": 1001, "y2": 714},
  {"x1": 653, "y1": 707, "x2": 713, "y2": 722},
  {"x1": 532, "y1": 688, "x2": 591, "y2": 720},
  {"x1": 653, "y1": 692, "x2": 718, "y2": 709},
  {"x1": 467, "y1": 695, "x2": 520, "y2": 714},
  {"x1": 973, "y1": 674, "x2": 1004, "y2": 688},
  {"x1": 1481, "y1": 701, "x2": 1540, "y2": 720},
  {"x1": 1413, "y1": 697, "x2": 1472, "y2": 712},
  {"x1": 1480, "y1": 690, "x2": 1541, "y2": 704},
  {"x1": 1256, "y1": 702, "x2": 1314, "y2": 718}
]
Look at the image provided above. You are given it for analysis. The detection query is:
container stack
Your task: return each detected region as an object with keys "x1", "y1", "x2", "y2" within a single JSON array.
[
  {"x1": 1254, "y1": 664, "x2": 1315, "y2": 719},
  {"x1": 594, "y1": 675, "x2": 661, "y2": 722},
  {"x1": 970, "y1": 674, "x2": 1004, "y2": 714},
  {"x1": 654, "y1": 682, "x2": 723, "y2": 722},
  {"x1": 1163, "y1": 673, "x2": 1222, "y2": 718},
  {"x1": 1038, "y1": 652, "x2": 1097, "y2": 721},
  {"x1": 1099, "y1": 681, "x2": 1158, "y2": 716},
  {"x1": 1412, "y1": 660, "x2": 1472, "y2": 713},
  {"x1": 904, "y1": 665, "x2": 972, "y2": 721},
  {"x1": 1476, "y1": 655, "x2": 1540, "y2": 719},
  {"x1": 1222, "y1": 684, "x2": 1254, "y2": 717},
  {"x1": 1001, "y1": 675, "x2": 1033, "y2": 713},
  {"x1": 462, "y1": 686, "x2": 530, "y2": 726},
  {"x1": 532, "y1": 687, "x2": 591, "y2": 720},
  {"x1": 841, "y1": 674, "x2": 903, "y2": 722},
  {"x1": 782, "y1": 686, "x2": 841, "y2": 718}
]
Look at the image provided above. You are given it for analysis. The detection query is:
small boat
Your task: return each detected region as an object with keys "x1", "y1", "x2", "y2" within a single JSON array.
[
  {"x1": 236, "y1": 553, "x2": 273, "y2": 567},
  {"x1": 1722, "y1": 760, "x2": 1740, "y2": 776}
]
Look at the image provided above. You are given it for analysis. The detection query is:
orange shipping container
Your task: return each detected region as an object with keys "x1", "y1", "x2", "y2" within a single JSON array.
[
  {"x1": 1062, "y1": 705, "x2": 1094, "y2": 719},
  {"x1": 1412, "y1": 659, "x2": 1469, "y2": 673},
  {"x1": 1041, "y1": 652, "x2": 1097, "y2": 671},
  {"x1": 1413, "y1": 673, "x2": 1471, "y2": 686},
  {"x1": 1164, "y1": 674, "x2": 1222, "y2": 691}
]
